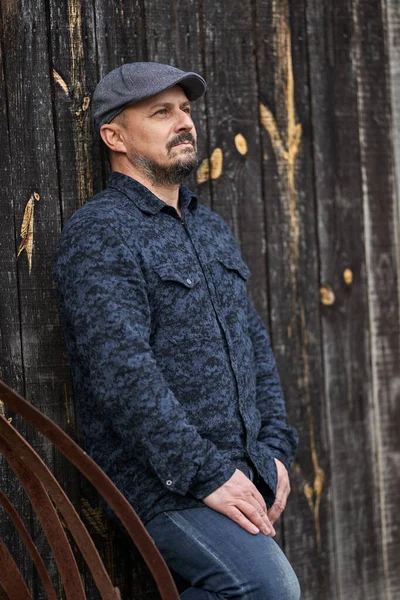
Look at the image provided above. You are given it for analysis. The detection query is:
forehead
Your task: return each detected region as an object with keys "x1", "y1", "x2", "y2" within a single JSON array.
[{"x1": 134, "y1": 85, "x2": 190, "y2": 111}]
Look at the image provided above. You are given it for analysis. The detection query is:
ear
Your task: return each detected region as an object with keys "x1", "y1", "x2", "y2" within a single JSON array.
[{"x1": 100, "y1": 123, "x2": 127, "y2": 154}]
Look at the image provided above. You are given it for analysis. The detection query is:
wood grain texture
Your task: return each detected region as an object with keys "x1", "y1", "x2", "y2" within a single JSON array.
[
  {"x1": 0, "y1": 0, "x2": 70, "y2": 595},
  {"x1": 1, "y1": 0, "x2": 400, "y2": 598},
  {"x1": 254, "y1": 1, "x2": 334, "y2": 597},
  {"x1": 0, "y1": 9, "x2": 33, "y2": 592},
  {"x1": 305, "y1": 0, "x2": 386, "y2": 598},
  {"x1": 48, "y1": 0, "x2": 101, "y2": 219},
  {"x1": 352, "y1": 0, "x2": 400, "y2": 597},
  {"x1": 386, "y1": 0, "x2": 400, "y2": 234}
]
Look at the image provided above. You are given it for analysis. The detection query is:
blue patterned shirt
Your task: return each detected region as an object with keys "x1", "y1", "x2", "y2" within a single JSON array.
[{"x1": 54, "y1": 172, "x2": 298, "y2": 523}]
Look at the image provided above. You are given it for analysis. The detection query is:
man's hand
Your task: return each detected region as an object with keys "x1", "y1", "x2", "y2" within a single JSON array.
[
  {"x1": 267, "y1": 458, "x2": 290, "y2": 525},
  {"x1": 202, "y1": 469, "x2": 276, "y2": 536}
]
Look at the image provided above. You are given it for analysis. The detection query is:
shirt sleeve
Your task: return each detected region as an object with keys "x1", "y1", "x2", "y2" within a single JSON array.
[
  {"x1": 54, "y1": 215, "x2": 235, "y2": 500},
  {"x1": 247, "y1": 299, "x2": 299, "y2": 469}
]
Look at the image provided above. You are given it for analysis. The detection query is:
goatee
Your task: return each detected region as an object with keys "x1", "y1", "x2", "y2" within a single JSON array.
[{"x1": 129, "y1": 132, "x2": 198, "y2": 186}]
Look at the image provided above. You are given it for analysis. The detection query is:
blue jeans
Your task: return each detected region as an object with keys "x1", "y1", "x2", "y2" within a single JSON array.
[{"x1": 146, "y1": 507, "x2": 301, "y2": 599}]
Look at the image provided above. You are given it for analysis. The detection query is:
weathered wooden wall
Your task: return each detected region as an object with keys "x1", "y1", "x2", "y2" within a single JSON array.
[{"x1": 0, "y1": 0, "x2": 399, "y2": 598}]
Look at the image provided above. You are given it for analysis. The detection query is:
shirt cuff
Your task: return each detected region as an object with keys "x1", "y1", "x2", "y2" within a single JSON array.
[{"x1": 189, "y1": 462, "x2": 236, "y2": 500}]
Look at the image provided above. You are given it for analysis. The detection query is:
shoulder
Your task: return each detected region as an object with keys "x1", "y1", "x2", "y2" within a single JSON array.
[
  {"x1": 54, "y1": 188, "x2": 141, "y2": 276},
  {"x1": 196, "y1": 203, "x2": 236, "y2": 237},
  {"x1": 195, "y1": 203, "x2": 241, "y2": 253},
  {"x1": 57, "y1": 187, "x2": 143, "y2": 253},
  {"x1": 65, "y1": 188, "x2": 139, "y2": 233}
]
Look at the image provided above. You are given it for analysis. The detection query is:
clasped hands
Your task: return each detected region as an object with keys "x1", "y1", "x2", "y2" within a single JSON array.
[{"x1": 203, "y1": 458, "x2": 290, "y2": 536}]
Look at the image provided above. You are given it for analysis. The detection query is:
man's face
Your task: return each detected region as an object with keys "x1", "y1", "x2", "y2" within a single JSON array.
[{"x1": 113, "y1": 85, "x2": 198, "y2": 185}]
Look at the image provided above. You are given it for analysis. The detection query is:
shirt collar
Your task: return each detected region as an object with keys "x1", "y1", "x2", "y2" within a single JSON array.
[{"x1": 107, "y1": 172, "x2": 198, "y2": 215}]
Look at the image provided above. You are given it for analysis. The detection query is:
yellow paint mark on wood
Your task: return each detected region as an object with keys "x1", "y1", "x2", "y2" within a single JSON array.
[
  {"x1": 306, "y1": 404, "x2": 326, "y2": 554},
  {"x1": 259, "y1": 11, "x2": 302, "y2": 272},
  {"x1": 320, "y1": 285, "x2": 335, "y2": 306},
  {"x1": 343, "y1": 268, "x2": 353, "y2": 285},
  {"x1": 81, "y1": 498, "x2": 108, "y2": 537},
  {"x1": 300, "y1": 306, "x2": 325, "y2": 554},
  {"x1": 17, "y1": 192, "x2": 40, "y2": 274},
  {"x1": 67, "y1": 0, "x2": 93, "y2": 205},
  {"x1": 0, "y1": 400, "x2": 5, "y2": 416},
  {"x1": 82, "y1": 96, "x2": 91, "y2": 112},
  {"x1": 196, "y1": 148, "x2": 224, "y2": 183},
  {"x1": 53, "y1": 70, "x2": 69, "y2": 95},
  {"x1": 234, "y1": 133, "x2": 248, "y2": 155},
  {"x1": 197, "y1": 158, "x2": 211, "y2": 184},
  {"x1": 304, "y1": 483, "x2": 314, "y2": 511},
  {"x1": 211, "y1": 148, "x2": 223, "y2": 179},
  {"x1": 64, "y1": 384, "x2": 71, "y2": 425}
]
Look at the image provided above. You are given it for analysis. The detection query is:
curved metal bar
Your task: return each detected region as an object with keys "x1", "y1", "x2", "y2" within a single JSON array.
[
  {"x1": 0, "y1": 537, "x2": 32, "y2": 599},
  {"x1": 0, "y1": 432, "x2": 86, "y2": 600},
  {"x1": 0, "y1": 380, "x2": 179, "y2": 600},
  {"x1": 0, "y1": 489, "x2": 57, "y2": 600},
  {"x1": 0, "y1": 417, "x2": 121, "y2": 600}
]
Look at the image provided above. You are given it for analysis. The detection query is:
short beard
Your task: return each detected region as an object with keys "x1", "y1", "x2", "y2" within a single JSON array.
[{"x1": 128, "y1": 133, "x2": 198, "y2": 186}]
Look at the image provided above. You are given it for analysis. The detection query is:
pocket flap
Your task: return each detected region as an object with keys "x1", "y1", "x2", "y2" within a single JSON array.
[
  {"x1": 153, "y1": 263, "x2": 200, "y2": 288},
  {"x1": 217, "y1": 256, "x2": 251, "y2": 281}
]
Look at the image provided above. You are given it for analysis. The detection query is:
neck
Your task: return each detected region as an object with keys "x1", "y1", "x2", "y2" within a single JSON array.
[{"x1": 111, "y1": 158, "x2": 181, "y2": 213}]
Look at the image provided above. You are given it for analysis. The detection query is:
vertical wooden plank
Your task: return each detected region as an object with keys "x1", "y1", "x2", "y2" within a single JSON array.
[
  {"x1": 305, "y1": 0, "x2": 387, "y2": 598},
  {"x1": 0, "y1": 0, "x2": 69, "y2": 595},
  {"x1": 93, "y1": 0, "x2": 149, "y2": 192},
  {"x1": 0, "y1": 8, "x2": 24, "y2": 398},
  {"x1": 353, "y1": 0, "x2": 400, "y2": 597},
  {"x1": 385, "y1": 0, "x2": 400, "y2": 219},
  {"x1": 49, "y1": 0, "x2": 102, "y2": 220},
  {"x1": 254, "y1": 1, "x2": 335, "y2": 598},
  {"x1": 94, "y1": 0, "x2": 148, "y2": 76},
  {"x1": 0, "y1": 11, "x2": 33, "y2": 591}
]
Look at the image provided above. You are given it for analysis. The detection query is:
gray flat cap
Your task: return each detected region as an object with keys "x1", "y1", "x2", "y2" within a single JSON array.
[{"x1": 92, "y1": 62, "x2": 206, "y2": 134}]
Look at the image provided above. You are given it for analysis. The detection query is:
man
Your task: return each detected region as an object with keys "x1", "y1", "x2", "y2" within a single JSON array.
[{"x1": 54, "y1": 62, "x2": 300, "y2": 599}]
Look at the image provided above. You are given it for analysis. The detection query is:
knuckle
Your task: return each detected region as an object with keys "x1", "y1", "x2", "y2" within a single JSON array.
[
  {"x1": 229, "y1": 511, "x2": 243, "y2": 524},
  {"x1": 248, "y1": 507, "x2": 260, "y2": 518}
]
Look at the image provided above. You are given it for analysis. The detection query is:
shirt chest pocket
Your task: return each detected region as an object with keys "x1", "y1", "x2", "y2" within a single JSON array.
[
  {"x1": 213, "y1": 256, "x2": 251, "y2": 311},
  {"x1": 151, "y1": 263, "x2": 213, "y2": 343}
]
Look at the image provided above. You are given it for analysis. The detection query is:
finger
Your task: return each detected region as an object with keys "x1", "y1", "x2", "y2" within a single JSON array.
[
  {"x1": 240, "y1": 488, "x2": 269, "y2": 522},
  {"x1": 236, "y1": 500, "x2": 276, "y2": 536},
  {"x1": 249, "y1": 485, "x2": 268, "y2": 513},
  {"x1": 267, "y1": 496, "x2": 286, "y2": 525},
  {"x1": 225, "y1": 506, "x2": 260, "y2": 535}
]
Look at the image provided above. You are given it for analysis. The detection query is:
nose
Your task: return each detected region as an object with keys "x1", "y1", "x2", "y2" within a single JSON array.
[{"x1": 174, "y1": 110, "x2": 194, "y2": 133}]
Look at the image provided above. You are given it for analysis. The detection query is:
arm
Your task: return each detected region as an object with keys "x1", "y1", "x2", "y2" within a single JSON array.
[
  {"x1": 54, "y1": 216, "x2": 235, "y2": 500},
  {"x1": 247, "y1": 300, "x2": 298, "y2": 524},
  {"x1": 247, "y1": 299, "x2": 298, "y2": 469}
]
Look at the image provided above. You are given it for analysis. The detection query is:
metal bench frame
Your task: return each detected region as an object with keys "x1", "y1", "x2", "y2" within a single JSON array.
[{"x1": 0, "y1": 380, "x2": 179, "y2": 600}]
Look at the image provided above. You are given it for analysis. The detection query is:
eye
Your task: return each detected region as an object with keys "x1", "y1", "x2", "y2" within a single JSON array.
[
  {"x1": 153, "y1": 108, "x2": 168, "y2": 116},
  {"x1": 183, "y1": 106, "x2": 191, "y2": 114}
]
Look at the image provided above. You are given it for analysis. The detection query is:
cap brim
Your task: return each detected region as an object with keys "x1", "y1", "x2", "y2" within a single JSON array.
[{"x1": 172, "y1": 73, "x2": 206, "y2": 101}]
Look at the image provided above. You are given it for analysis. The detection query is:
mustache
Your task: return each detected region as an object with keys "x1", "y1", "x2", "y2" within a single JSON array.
[{"x1": 167, "y1": 133, "x2": 197, "y2": 152}]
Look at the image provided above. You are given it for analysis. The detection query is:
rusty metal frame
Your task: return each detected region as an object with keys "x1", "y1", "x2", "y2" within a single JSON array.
[
  {"x1": 0, "y1": 380, "x2": 179, "y2": 600},
  {"x1": 0, "y1": 489, "x2": 56, "y2": 599}
]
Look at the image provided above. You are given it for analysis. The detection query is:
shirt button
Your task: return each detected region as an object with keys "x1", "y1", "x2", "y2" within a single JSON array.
[
  {"x1": 186, "y1": 278, "x2": 192, "y2": 285},
  {"x1": 166, "y1": 480, "x2": 173, "y2": 486}
]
